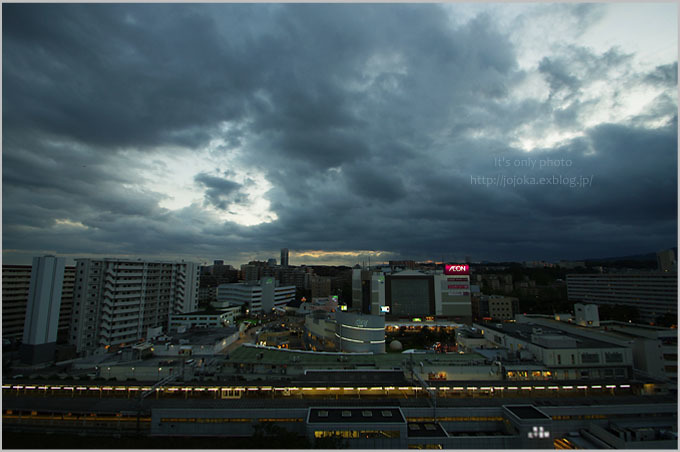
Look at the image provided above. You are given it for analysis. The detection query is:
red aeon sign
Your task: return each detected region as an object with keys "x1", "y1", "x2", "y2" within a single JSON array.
[{"x1": 444, "y1": 264, "x2": 469, "y2": 275}]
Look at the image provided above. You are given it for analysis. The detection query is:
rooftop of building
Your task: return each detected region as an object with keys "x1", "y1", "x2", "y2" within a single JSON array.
[
  {"x1": 308, "y1": 407, "x2": 405, "y2": 424},
  {"x1": 504, "y1": 404, "x2": 551, "y2": 421},
  {"x1": 162, "y1": 327, "x2": 239, "y2": 346},
  {"x1": 601, "y1": 320, "x2": 677, "y2": 333},
  {"x1": 171, "y1": 311, "x2": 226, "y2": 317},
  {"x1": 385, "y1": 320, "x2": 464, "y2": 328},
  {"x1": 227, "y1": 344, "x2": 485, "y2": 368},
  {"x1": 287, "y1": 299, "x2": 303, "y2": 308},
  {"x1": 76, "y1": 258, "x2": 197, "y2": 264},
  {"x1": 520, "y1": 315, "x2": 677, "y2": 339},
  {"x1": 217, "y1": 280, "x2": 296, "y2": 289},
  {"x1": 478, "y1": 322, "x2": 626, "y2": 349},
  {"x1": 566, "y1": 272, "x2": 677, "y2": 278},
  {"x1": 407, "y1": 422, "x2": 448, "y2": 438},
  {"x1": 391, "y1": 270, "x2": 428, "y2": 276},
  {"x1": 456, "y1": 327, "x2": 485, "y2": 339}
]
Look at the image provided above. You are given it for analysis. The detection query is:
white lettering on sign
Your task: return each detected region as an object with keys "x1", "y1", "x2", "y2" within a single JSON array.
[
  {"x1": 444, "y1": 264, "x2": 470, "y2": 275},
  {"x1": 354, "y1": 320, "x2": 369, "y2": 328}
]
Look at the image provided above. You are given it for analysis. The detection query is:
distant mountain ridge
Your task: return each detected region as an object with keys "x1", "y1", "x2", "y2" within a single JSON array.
[{"x1": 584, "y1": 247, "x2": 677, "y2": 263}]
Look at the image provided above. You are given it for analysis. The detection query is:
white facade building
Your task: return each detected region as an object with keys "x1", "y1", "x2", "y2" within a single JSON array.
[
  {"x1": 477, "y1": 321, "x2": 634, "y2": 381},
  {"x1": 69, "y1": 259, "x2": 199, "y2": 354},
  {"x1": 169, "y1": 312, "x2": 231, "y2": 331},
  {"x1": 574, "y1": 303, "x2": 600, "y2": 327},
  {"x1": 215, "y1": 278, "x2": 295, "y2": 313},
  {"x1": 525, "y1": 314, "x2": 678, "y2": 383}
]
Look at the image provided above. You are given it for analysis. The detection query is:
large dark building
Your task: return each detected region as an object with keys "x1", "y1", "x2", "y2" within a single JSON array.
[
  {"x1": 351, "y1": 267, "x2": 471, "y2": 321},
  {"x1": 566, "y1": 272, "x2": 677, "y2": 323}
]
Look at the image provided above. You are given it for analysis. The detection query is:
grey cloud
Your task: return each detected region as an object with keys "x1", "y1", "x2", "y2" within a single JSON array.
[
  {"x1": 344, "y1": 165, "x2": 407, "y2": 203},
  {"x1": 3, "y1": 4, "x2": 258, "y2": 150},
  {"x1": 2, "y1": 3, "x2": 676, "y2": 266},
  {"x1": 538, "y1": 57, "x2": 581, "y2": 96},
  {"x1": 644, "y1": 62, "x2": 678, "y2": 86},
  {"x1": 194, "y1": 173, "x2": 244, "y2": 210}
]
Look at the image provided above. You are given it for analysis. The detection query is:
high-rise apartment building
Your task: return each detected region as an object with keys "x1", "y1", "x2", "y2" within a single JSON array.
[
  {"x1": 281, "y1": 248, "x2": 289, "y2": 267},
  {"x1": 2, "y1": 263, "x2": 75, "y2": 341},
  {"x1": 20, "y1": 256, "x2": 65, "y2": 363},
  {"x1": 566, "y1": 272, "x2": 677, "y2": 323},
  {"x1": 70, "y1": 259, "x2": 199, "y2": 354}
]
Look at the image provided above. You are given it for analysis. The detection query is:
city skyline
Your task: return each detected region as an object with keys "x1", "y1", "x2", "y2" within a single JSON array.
[{"x1": 3, "y1": 3, "x2": 677, "y2": 267}]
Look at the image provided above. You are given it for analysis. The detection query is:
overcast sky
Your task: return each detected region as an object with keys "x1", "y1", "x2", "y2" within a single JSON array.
[{"x1": 2, "y1": 3, "x2": 677, "y2": 267}]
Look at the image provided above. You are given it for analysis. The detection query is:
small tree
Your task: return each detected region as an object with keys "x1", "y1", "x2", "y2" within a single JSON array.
[
  {"x1": 251, "y1": 421, "x2": 311, "y2": 449},
  {"x1": 314, "y1": 434, "x2": 348, "y2": 449}
]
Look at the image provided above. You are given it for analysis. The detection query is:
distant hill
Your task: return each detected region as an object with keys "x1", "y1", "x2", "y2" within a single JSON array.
[
  {"x1": 584, "y1": 252, "x2": 656, "y2": 263},
  {"x1": 584, "y1": 247, "x2": 676, "y2": 263}
]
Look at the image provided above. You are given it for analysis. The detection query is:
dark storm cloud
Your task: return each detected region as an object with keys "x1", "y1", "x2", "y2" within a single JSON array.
[
  {"x1": 3, "y1": 3, "x2": 260, "y2": 150},
  {"x1": 503, "y1": 124, "x2": 677, "y2": 224},
  {"x1": 194, "y1": 173, "x2": 245, "y2": 210},
  {"x1": 344, "y1": 165, "x2": 407, "y2": 203},
  {"x1": 538, "y1": 47, "x2": 632, "y2": 102},
  {"x1": 644, "y1": 62, "x2": 678, "y2": 87},
  {"x1": 538, "y1": 57, "x2": 581, "y2": 96},
  {"x1": 2, "y1": 3, "x2": 677, "y2": 265}
]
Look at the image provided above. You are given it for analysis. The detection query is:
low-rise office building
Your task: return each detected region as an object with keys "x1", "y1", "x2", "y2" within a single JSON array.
[
  {"x1": 475, "y1": 322, "x2": 633, "y2": 381},
  {"x1": 153, "y1": 327, "x2": 240, "y2": 357},
  {"x1": 304, "y1": 312, "x2": 338, "y2": 351},
  {"x1": 169, "y1": 312, "x2": 231, "y2": 331},
  {"x1": 306, "y1": 407, "x2": 407, "y2": 449},
  {"x1": 215, "y1": 278, "x2": 295, "y2": 314},
  {"x1": 517, "y1": 314, "x2": 678, "y2": 383},
  {"x1": 295, "y1": 296, "x2": 339, "y2": 316}
]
